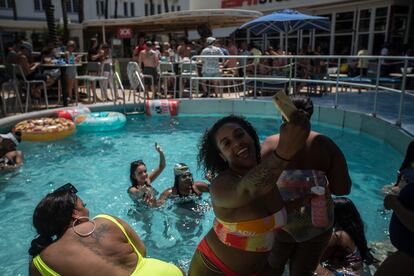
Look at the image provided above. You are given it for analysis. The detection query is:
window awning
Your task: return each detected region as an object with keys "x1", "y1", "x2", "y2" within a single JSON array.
[{"x1": 83, "y1": 9, "x2": 263, "y2": 33}]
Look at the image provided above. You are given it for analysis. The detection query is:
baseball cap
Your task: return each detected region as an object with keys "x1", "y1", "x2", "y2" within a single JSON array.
[
  {"x1": 173, "y1": 163, "x2": 191, "y2": 176},
  {"x1": 207, "y1": 37, "x2": 216, "y2": 45},
  {"x1": 20, "y1": 42, "x2": 33, "y2": 55}
]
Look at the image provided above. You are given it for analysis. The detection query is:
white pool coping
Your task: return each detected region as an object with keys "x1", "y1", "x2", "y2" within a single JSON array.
[{"x1": 1, "y1": 98, "x2": 412, "y2": 154}]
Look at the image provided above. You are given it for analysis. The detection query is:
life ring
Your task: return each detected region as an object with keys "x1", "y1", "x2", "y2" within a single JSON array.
[
  {"x1": 13, "y1": 118, "x2": 75, "y2": 142},
  {"x1": 56, "y1": 105, "x2": 91, "y2": 121},
  {"x1": 74, "y1": 112, "x2": 126, "y2": 132},
  {"x1": 145, "y1": 100, "x2": 179, "y2": 116}
]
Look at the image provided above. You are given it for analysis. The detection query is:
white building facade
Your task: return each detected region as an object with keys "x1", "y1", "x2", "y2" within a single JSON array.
[{"x1": 190, "y1": 0, "x2": 414, "y2": 55}]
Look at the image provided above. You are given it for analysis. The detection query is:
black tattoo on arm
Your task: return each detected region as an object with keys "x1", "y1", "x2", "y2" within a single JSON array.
[{"x1": 239, "y1": 153, "x2": 288, "y2": 193}]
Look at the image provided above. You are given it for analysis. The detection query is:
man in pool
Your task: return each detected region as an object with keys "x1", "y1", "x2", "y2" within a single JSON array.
[
  {"x1": 0, "y1": 131, "x2": 23, "y2": 170},
  {"x1": 155, "y1": 163, "x2": 210, "y2": 206},
  {"x1": 261, "y1": 95, "x2": 352, "y2": 276},
  {"x1": 128, "y1": 143, "x2": 165, "y2": 205}
]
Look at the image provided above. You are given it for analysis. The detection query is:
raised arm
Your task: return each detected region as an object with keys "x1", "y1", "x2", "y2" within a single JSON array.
[
  {"x1": 212, "y1": 111, "x2": 310, "y2": 208},
  {"x1": 149, "y1": 143, "x2": 165, "y2": 183},
  {"x1": 323, "y1": 135, "x2": 352, "y2": 195}
]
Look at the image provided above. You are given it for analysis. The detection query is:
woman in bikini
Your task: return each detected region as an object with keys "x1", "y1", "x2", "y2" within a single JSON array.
[
  {"x1": 128, "y1": 143, "x2": 165, "y2": 206},
  {"x1": 188, "y1": 112, "x2": 310, "y2": 275},
  {"x1": 316, "y1": 197, "x2": 378, "y2": 276},
  {"x1": 28, "y1": 183, "x2": 183, "y2": 275}
]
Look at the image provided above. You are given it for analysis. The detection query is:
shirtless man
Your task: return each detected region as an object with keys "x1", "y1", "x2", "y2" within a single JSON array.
[
  {"x1": 138, "y1": 41, "x2": 159, "y2": 96},
  {"x1": 261, "y1": 95, "x2": 352, "y2": 276}
]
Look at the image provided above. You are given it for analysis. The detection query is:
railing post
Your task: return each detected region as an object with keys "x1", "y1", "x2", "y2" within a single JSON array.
[
  {"x1": 396, "y1": 58, "x2": 408, "y2": 127},
  {"x1": 293, "y1": 56, "x2": 297, "y2": 94},
  {"x1": 288, "y1": 57, "x2": 293, "y2": 95},
  {"x1": 243, "y1": 56, "x2": 247, "y2": 99},
  {"x1": 189, "y1": 59, "x2": 193, "y2": 99},
  {"x1": 372, "y1": 57, "x2": 381, "y2": 117},
  {"x1": 254, "y1": 57, "x2": 257, "y2": 98},
  {"x1": 334, "y1": 57, "x2": 341, "y2": 108}
]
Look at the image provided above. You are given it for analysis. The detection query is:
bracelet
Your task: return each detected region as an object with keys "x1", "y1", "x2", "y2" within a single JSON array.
[{"x1": 273, "y1": 150, "x2": 291, "y2": 162}]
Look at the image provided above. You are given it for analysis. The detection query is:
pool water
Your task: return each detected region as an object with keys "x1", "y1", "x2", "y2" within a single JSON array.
[{"x1": 0, "y1": 115, "x2": 402, "y2": 275}]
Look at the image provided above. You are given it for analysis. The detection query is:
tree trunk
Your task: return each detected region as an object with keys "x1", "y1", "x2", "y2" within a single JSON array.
[
  {"x1": 78, "y1": 0, "x2": 84, "y2": 23},
  {"x1": 163, "y1": 0, "x2": 169, "y2": 13},
  {"x1": 61, "y1": 0, "x2": 69, "y2": 43},
  {"x1": 11, "y1": 0, "x2": 17, "y2": 20},
  {"x1": 104, "y1": 0, "x2": 108, "y2": 19},
  {"x1": 42, "y1": 0, "x2": 57, "y2": 44},
  {"x1": 114, "y1": 0, "x2": 118, "y2": 18}
]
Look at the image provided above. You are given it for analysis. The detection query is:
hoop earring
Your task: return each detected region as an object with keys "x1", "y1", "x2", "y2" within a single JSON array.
[{"x1": 72, "y1": 216, "x2": 96, "y2": 237}]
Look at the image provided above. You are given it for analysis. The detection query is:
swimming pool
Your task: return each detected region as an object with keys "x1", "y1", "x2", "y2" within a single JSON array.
[{"x1": 0, "y1": 114, "x2": 402, "y2": 275}]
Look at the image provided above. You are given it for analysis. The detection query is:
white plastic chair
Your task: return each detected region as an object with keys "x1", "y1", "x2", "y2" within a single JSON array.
[
  {"x1": 158, "y1": 62, "x2": 177, "y2": 98},
  {"x1": 16, "y1": 65, "x2": 48, "y2": 112},
  {"x1": 179, "y1": 62, "x2": 198, "y2": 98}
]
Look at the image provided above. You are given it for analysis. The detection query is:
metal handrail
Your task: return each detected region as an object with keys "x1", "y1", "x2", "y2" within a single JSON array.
[{"x1": 189, "y1": 54, "x2": 414, "y2": 131}]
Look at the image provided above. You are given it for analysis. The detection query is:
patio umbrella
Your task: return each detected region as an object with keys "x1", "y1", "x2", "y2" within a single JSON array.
[{"x1": 238, "y1": 9, "x2": 330, "y2": 51}]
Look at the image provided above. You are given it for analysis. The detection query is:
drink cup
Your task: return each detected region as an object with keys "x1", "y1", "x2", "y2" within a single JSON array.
[{"x1": 311, "y1": 186, "x2": 329, "y2": 227}]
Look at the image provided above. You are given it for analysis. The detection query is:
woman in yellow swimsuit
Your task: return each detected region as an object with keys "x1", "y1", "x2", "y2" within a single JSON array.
[
  {"x1": 188, "y1": 112, "x2": 310, "y2": 275},
  {"x1": 28, "y1": 183, "x2": 183, "y2": 276}
]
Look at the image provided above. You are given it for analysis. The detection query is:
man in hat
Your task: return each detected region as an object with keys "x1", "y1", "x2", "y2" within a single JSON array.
[
  {"x1": 200, "y1": 36, "x2": 224, "y2": 97},
  {"x1": 0, "y1": 131, "x2": 23, "y2": 169},
  {"x1": 154, "y1": 163, "x2": 210, "y2": 206}
]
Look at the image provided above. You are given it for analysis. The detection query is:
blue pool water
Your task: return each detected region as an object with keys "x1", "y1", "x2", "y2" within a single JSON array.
[{"x1": 0, "y1": 115, "x2": 402, "y2": 275}]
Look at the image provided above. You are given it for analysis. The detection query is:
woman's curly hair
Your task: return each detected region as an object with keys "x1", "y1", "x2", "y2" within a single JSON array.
[{"x1": 197, "y1": 115, "x2": 261, "y2": 178}]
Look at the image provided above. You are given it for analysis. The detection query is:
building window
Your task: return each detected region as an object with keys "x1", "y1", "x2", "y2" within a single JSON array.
[
  {"x1": 96, "y1": 0, "x2": 104, "y2": 16},
  {"x1": 66, "y1": 0, "x2": 79, "y2": 13},
  {"x1": 124, "y1": 2, "x2": 128, "y2": 16},
  {"x1": 157, "y1": 4, "x2": 161, "y2": 14},
  {"x1": 358, "y1": 9, "x2": 371, "y2": 32},
  {"x1": 130, "y1": 2, "x2": 135, "y2": 17},
  {"x1": 177, "y1": 6, "x2": 181, "y2": 11},
  {"x1": 375, "y1": 7, "x2": 388, "y2": 31},
  {"x1": 171, "y1": 5, "x2": 175, "y2": 12},
  {"x1": 0, "y1": 0, "x2": 12, "y2": 9},
  {"x1": 34, "y1": 0, "x2": 43, "y2": 11},
  {"x1": 335, "y1": 11, "x2": 354, "y2": 33},
  {"x1": 145, "y1": 3, "x2": 148, "y2": 16}
]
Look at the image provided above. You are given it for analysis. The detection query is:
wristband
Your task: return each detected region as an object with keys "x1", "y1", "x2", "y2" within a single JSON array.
[{"x1": 273, "y1": 150, "x2": 291, "y2": 162}]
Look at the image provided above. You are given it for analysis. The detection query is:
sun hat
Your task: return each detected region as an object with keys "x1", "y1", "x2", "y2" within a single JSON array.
[
  {"x1": 207, "y1": 37, "x2": 216, "y2": 45},
  {"x1": 173, "y1": 163, "x2": 191, "y2": 176}
]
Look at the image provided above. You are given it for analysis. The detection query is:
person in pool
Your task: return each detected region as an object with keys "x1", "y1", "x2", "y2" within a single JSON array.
[
  {"x1": 261, "y1": 95, "x2": 352, "y2": 276},
  {"x1": 156, "y1": 163, "x2": 210, "y2": 206},
  {"x1": 188, "y1": 112, "x2": 310, "y2": 275},
  {"x1": 315, "y1": 197, "x2": 378, "y2": 276},
  {"x1": 128, "y1": 143, "x2": 165, "y2": 204},
  {"x1": 0, "y1": 131, "x2": 23, "y2": 170},
  {"x1": 382, "y1": 140, "x2": 414, "y2": 195},
  {"x1": 28, "y1": 183, "x2": 183, "y2": 275},
  {"x1": 375, "y1": 179, "x2": 414, "y2": 275}
]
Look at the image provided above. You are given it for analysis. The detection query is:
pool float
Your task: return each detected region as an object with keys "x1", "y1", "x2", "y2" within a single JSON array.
[
  {"x1": 56, "y1": 104, "x2": 91, "y2": 121},
  {"x1": 145, "y1": 99, "x2": 179, "y2": 116},
  {"x1": 74, "y1": 111, "x2": 126, "y2": 132},
  {"x1": 13, "y1": 118, "x2": 75, "y2": 142}
]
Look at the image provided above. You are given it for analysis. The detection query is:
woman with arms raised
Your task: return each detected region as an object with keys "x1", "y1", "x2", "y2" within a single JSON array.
[
  {"x1": 29, "y1": 183, "x2": 183, "y2": 275},
  {"x1": 189, "y1": 111, "x2": 310, "y2": 275}
]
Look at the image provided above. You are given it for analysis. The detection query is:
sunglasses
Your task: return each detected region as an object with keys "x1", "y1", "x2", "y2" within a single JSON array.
[
  {"x1": 180, "y1": 172, "x2": 192, "y2": 179},
  {"x1": 54, "y1": 183, "x2": 78, "y2": 194}
]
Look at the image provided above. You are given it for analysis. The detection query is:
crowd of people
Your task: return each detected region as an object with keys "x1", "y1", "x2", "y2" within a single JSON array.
[{"x1": 23, "y1": 94, "x2": 413, "y2": 275}]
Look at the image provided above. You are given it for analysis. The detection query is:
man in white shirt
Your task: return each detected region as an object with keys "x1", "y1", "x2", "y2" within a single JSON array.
[{"x1": 200, "y1": 37, "x2": 224, "y2": 97}]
